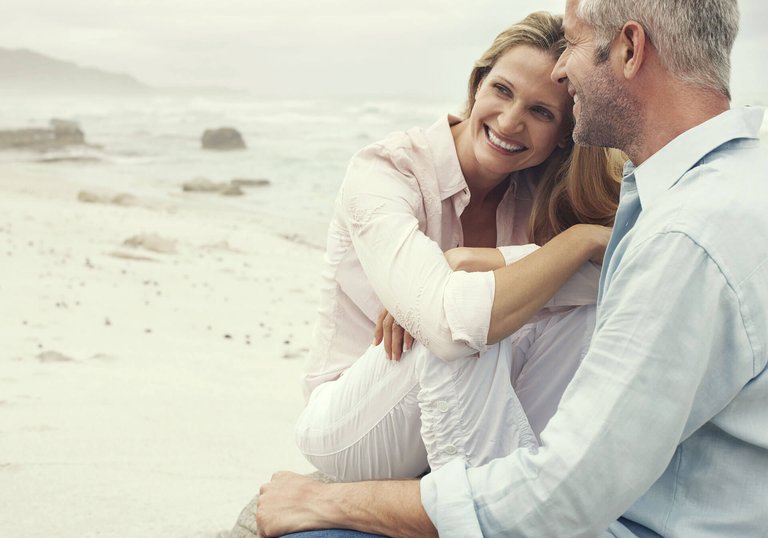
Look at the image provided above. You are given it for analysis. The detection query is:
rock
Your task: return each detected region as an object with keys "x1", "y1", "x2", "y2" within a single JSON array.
[
  {"x1": 182, "y1": 178, "x2": 245, "y2": 196},
  {"x1": 36, "y1": 350, "x2": 75, "y2": 363},
  {"x1": 77, "y1": 191, "x2": 108, "y2": 203},
  {"x1": 49, "y1": 118, "x2": 85, "y2": 144},
  {"x1": 111, "y1": 193, "x2": 140, "y2": 206},
  {"x1": 0, "y1": 118, "x2": 87, "y2": 150},
  {"x1": 220, "y1": 183, "x2": 244, "y2": 196},
  {"x1": 229, "y1": 471, "x2": 337, "y2": 538},
  {"x1": 201, "y1": 127, "x2": 246, "y2": 150},
  {"x1": 77, "y1": 190, "x2": 139, "y2": 206},
  {"x1": 231, "y1": 178, "x2": 270, "y2": 187},
  {"x1": 182, "y1": 177, "x2": 228, "y2": 193},
  {"x1": 122, "y1": 233, "x2": 177, "y2": 254}
]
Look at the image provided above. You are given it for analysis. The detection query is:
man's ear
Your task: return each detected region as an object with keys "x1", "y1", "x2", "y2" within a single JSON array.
[{"x1": 617, "y1": 21, "x2": 647, "y2": 80}]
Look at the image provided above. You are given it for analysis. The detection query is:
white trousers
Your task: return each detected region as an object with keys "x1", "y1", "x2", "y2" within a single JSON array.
[{"x1": 295, "y1": 305, "x2": 595, "y2": 482}]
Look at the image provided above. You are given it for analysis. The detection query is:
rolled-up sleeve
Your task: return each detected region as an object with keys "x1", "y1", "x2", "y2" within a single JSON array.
[{"x1": 341, "y1": 146, "x2": 492, "y2": 360}]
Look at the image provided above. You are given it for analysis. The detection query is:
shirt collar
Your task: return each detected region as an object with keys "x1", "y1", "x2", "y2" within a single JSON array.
[
  {"x1": 424, "y1": 114, "x2": 471, "y2": 201},
  {"x1": 424, "y1": 114, "x2": 522, "y2": 203},
  {"x1": 631, "y1": 106, "x2": 765, "y2": 209}
]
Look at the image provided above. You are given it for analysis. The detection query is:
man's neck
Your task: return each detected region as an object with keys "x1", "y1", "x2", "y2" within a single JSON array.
[{"x1": 628, "y1": 84, "x2": 730, "y2": 165}]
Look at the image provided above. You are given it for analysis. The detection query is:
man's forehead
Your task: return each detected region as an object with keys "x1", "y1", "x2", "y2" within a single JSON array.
[
  {"x1": 564, "y1": 0, "x2": 580, "y2": 17},
  {"x1": 563, "y1": 0, "x2": 586, "y2": 34}
]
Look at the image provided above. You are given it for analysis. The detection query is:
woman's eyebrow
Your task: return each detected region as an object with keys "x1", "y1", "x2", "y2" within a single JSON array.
[{"x1": 495, "y1": 75, "x2": 564, "y2": 112}]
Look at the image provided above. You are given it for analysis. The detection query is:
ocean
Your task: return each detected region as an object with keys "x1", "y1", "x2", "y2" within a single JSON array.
[
  {"x1": 2, "y1": 95, "x2": 766, "y2": 248},
  {"x1": 0, "y1": 94, "x2": 458, "y2": 247}
]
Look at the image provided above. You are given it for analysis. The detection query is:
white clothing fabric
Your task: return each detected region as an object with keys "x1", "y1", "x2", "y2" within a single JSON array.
[
  {"x1": 295, "y1": 305, "x2": 596, "y2": 482},
  {"x1": 301, "y1": 116, "x2": 600, "y2": 398}
]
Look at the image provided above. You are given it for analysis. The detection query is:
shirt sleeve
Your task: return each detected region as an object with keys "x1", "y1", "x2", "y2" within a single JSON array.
[
  {"x1": 341, "y1": 145, "x2": 491, "y2": 360},
  {"x1": 421, "y1": 231, "x2": 754, "y2": 536}
]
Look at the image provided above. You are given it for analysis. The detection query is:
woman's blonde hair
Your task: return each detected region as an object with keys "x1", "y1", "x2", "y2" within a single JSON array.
[{"x1": 464, "y1": 11, "x2": 622, "y2": 244}]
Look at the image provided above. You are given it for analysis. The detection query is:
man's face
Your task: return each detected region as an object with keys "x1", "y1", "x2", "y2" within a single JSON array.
[{"x1": 552, "y1": 0, "x2": 639, "y2": 150}]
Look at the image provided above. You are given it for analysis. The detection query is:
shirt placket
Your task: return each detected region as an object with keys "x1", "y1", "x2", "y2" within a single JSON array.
[{"x1": 598, "y1": 172, "x2": 641, "y2": 304}]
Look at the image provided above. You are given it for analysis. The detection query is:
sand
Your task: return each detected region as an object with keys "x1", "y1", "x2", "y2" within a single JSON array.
[{"x1": 0, "y1": 162, "x2": 318, "y2": 537}]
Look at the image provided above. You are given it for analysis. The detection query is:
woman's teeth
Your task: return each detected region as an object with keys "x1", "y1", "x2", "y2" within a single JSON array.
[{"x1": 487, "y1": 127, "x2": 525, "y2": 153}]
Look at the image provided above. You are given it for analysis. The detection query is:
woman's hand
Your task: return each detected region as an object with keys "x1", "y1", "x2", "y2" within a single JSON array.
[
  {"x1": 577, "y1": 224, "x2": 613, "y2": 265},
  {"x1": 374, "y1": 310, "x2": 413, "y2": 361}
]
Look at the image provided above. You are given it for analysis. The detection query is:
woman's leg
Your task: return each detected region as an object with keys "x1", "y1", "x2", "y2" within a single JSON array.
[
  {"x1": 508, "y1": 304, "x2": 596, "y2": 436},
  {"x1": 296, "y1": 305, "x2": 595, "y2": 480},
  {"x1": 415, "y1": 339, "x2": 538, "y2": 469},
  {"x1": 295, "y1": 343, "x2": 428, "y2": 482},
  {"x1": 416, "y1": 304, "x2": 596, "y2": 468}
]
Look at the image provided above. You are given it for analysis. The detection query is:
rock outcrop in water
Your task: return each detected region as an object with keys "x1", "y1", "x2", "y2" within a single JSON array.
[
  {"x1": 201, "y1": 127, "x2": 246, "y2": 150},
  {"x1": 0, "y1": 118, "x2": 87, "y2": 150},
  {"x1": 182, "y1": 177, "x2": 244, "y2": 196}
]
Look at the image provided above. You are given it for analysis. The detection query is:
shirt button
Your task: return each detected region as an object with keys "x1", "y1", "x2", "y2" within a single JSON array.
[
  {"x1": 444, "y1": 444, "x2": 457, "y2": 455},
  {"x1": 436, "y1": 400, "x2": 449, "y2": 412}
]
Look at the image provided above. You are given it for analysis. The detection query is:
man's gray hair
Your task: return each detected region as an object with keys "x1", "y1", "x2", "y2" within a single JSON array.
[{"x1": 577, "y1": 0, "x2": 739, "y2": 99}]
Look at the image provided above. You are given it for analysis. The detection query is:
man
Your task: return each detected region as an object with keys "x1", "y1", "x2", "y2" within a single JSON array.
[{"x1": 254, "y1": 0, "x2": 768, "y2": 535}]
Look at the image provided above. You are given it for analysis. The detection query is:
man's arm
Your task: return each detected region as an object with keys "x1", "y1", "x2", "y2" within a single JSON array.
[
  {"x1": 256, "y1": 472, "x2": 436, "y2": 538},
  {"x1": 422, "y1": 231, "x2": 754, "y2": 537}
]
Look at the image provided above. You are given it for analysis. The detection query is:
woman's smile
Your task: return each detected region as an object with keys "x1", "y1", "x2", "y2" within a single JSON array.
[{"x1": 484, "y1": 125, "x2": 528, "y2": 155}]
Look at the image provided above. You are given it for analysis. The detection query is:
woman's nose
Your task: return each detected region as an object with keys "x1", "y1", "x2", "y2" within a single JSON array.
[{"x1": 498, "y1": 104, "x2": 525, "y2": 134}]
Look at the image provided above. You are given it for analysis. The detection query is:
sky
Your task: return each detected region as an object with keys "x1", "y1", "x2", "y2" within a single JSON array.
[{"x1": 2, "y1": 0, "x2": 766, "y2": 104}]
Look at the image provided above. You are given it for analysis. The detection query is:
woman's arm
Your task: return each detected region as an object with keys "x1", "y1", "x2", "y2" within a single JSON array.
[
  {"x1": 444, "y1": 247, "x2": 506, "y2": 272},
  {"x1": 486, "y1": 224, "x2": 609, "y2": 343}
]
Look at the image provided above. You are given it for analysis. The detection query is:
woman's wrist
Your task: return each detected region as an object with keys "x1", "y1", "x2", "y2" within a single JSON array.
[
  {"x1": 445, "y1": 247, "x2": 505, "y2": 272},
  {"x1": 566, "y1": 224, "x2": 610, "y2": 265}
]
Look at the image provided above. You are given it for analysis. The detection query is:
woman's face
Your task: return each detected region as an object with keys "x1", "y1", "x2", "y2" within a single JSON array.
[{"x1": 465, "y1": 45, "x2": 572, "y2": 179}]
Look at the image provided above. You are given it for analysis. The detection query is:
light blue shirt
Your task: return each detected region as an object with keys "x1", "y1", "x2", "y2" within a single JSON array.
[{"x1": 420, "y1": 106, "x2": 768, "y2": 537}]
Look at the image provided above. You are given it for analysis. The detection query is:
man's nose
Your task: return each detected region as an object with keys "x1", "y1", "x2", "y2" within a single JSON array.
[{"x1": 551, "y1": 52, "x2": 568, "y2": 84}]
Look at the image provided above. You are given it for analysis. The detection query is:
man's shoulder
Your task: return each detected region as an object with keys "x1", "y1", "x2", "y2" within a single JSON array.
[
  {"x1": 633, "y1": 140, "x2": 768, "y2": 285},
  {"x1": 654, "y1": 137, "x2": 767, "y2": 224}
]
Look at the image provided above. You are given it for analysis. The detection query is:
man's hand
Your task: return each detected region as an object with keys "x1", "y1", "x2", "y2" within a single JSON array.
[
  {"x1": 256, "y1": 472, "x2": 330, "y2": 537},
  {"x1": 374, "y1": 310, "x2": 414, "y2": 361},
  {"x1": 257, "y1": 471, "x2": 438, "y2": 538}
]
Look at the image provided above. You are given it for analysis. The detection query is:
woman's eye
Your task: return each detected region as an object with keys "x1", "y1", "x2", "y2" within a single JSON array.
[
  {"x1": 494, "y1": 84, "x2": 511, "y2": 96},
  {"x1": 533, "y1": 107, "x2": 554, "y2": 120}
]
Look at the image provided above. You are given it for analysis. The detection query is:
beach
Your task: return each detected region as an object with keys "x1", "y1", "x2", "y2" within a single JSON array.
[
  {"x1": 0, "y1": 159, "x2": 322, "y2": 537},
  {"x1": 0, "y1": 93, "x2": 457, "y2": 537},
  {"x1": 1, "y1": 94, "x2": 766, "y2": 538}
]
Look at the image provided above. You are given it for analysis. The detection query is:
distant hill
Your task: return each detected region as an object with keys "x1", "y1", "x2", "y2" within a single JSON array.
[{"x1": 0, "y1": 48, "x2": 153, "y2": 95}]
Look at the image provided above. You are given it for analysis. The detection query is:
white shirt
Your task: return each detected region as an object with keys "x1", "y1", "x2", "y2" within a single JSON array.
[{"x1": 302, "y1": 115, "x2": 598, "y2": 399}]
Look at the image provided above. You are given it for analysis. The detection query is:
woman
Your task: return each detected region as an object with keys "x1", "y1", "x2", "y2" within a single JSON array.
[{"x1": 296, "y1": 12, "x2": 622, "y2": 481}]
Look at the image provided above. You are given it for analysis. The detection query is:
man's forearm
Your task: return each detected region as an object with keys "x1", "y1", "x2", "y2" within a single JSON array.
[
  {"x1": 256, "y1": 472, "x2": 437, "y2": 538},
  {"x1": 324, "y1": 480, "x2": 437, "y2": 538}
]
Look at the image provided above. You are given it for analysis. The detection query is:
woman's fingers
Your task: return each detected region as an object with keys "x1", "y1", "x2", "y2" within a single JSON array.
[
  {"x1": 377, "y1": 311, "x2": 414, "y2": 360},
  {"x1": 391, "y1": 321, "x2": 404, "y2": 361},
  {"x1": 382, "y1": 313, "x2": 394, "y2": 359},
  {"x1": 404, "y1": 332, "x2": 414, "y2": 352},
  {"x1": 373, "y1": 309, "x2": 387, "y2": 346}
]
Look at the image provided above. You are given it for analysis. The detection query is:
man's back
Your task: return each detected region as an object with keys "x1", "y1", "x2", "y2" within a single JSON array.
[{"x1": 599, "y1": 107, "x2": 768, "y2": 536}]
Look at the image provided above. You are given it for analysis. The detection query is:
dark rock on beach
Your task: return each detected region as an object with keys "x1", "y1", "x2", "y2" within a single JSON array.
[
  {"x1": 182, "y1": 177, "x2": 245, "y2": 196},
  {"x1": 0, "y1": 118, "x2": 88, "y2": 150},
  {"x1": 232, "y1": 178, "x2": 271, "y2": 187},
  {"x1": 201, "y1": 127, "x2": 246, "y2": 150}
]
